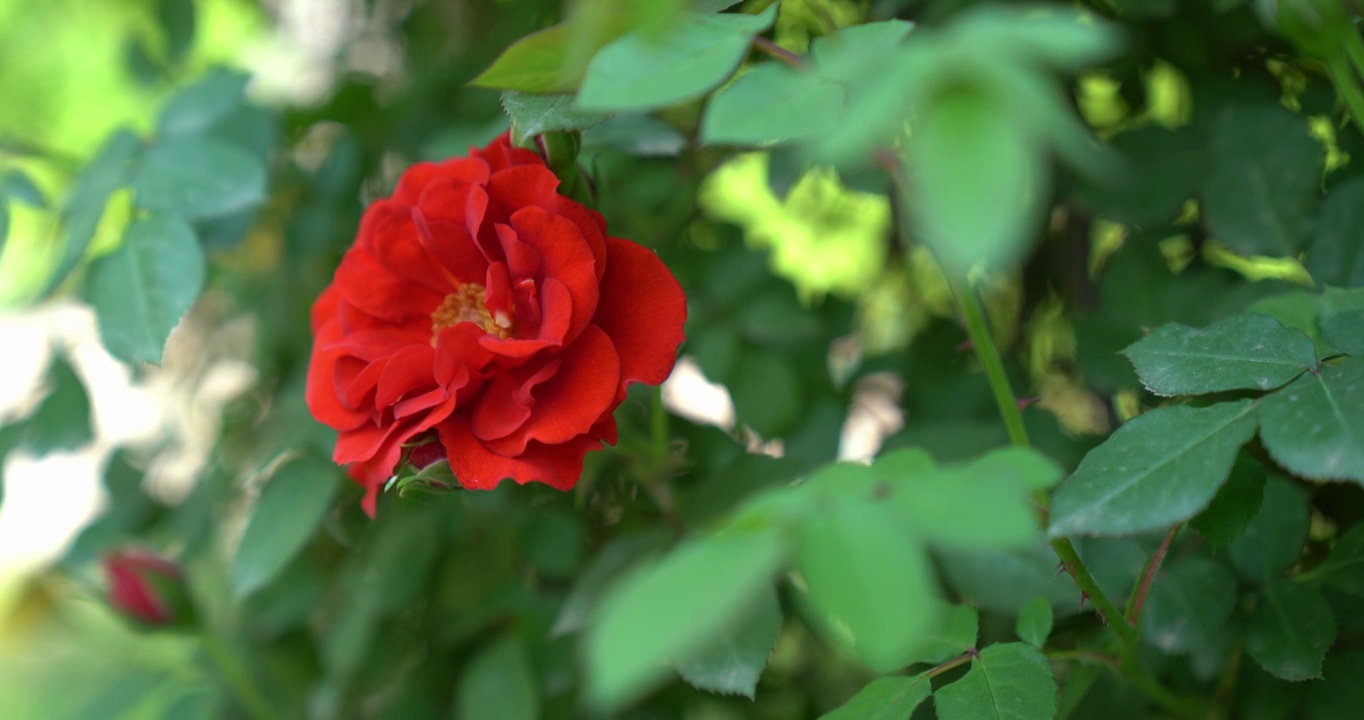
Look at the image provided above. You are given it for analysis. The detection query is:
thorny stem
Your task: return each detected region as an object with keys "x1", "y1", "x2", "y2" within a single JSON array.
[
  {"x1": 1125, "y1": 524, "x2": 1181, "y2": 629},
  {"x1": 752, "y1": 36, "x2": 808, "y2": 71}
]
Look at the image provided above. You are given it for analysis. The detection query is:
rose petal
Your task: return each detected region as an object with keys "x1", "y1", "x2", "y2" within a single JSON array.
[
  {"x1": 555, "y1": 198, "x2": 608, "y2": 281},
  {"x1": 470, "y1": 358, "x2": 561, "y2": 441},
  {"x1": 307, "y1": 319, "x2": 369, "y2": 431},
  {"x1": 334, "y1": 248, "x2": 444, "y2": 323},
  {"x1": 510, "y1": 206, "x2": 598, "y2": 343},
  {"x1": 488, "y1": 165, "x2": 560, "y2": 215},
  {"x1": 438, "y1": 417, "x2": 604, "y2": 491},
  {"x1": 394, "y1": 157, "x2": 490, "y2": 203},
  {"x1": 412, "y1": 208, "x2": 488, "y2": 286},
  {"x1": 594, "y1": 237, "x2": 686, "y2": 393},
  {"x1": 483, "y1": 324, "x2": 620, "y2": 456},
  {"x1": 375, "y1": 344, "x2": 436, "y2": 408},
  {"x1": 359, "y1": 201, "x2": 451, "y2": 292}
]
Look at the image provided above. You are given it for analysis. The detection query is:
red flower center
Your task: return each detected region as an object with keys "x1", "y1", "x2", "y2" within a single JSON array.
[{"x1": 430, "y1": 283, "x2": 512, "y2": 344}]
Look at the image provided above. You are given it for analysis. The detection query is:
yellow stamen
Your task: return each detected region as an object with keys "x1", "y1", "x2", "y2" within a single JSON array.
[{"x1": 430, "y1": 284, "x2": 511, "y2": 344}]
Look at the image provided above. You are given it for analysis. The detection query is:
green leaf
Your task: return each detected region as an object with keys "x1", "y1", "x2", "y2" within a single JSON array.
[
  {"x1": 0, "y1": 204, "x2": 7, "y2": 253},
  {"x1": 701, "y1": 63, "x2": 844, "y2": 145},
  {"x1": 1016, "y1": 595, "x2": 1054, "y2": 648},
  {"x1": 471, "y1": 23, "x2": 607, "y2": 93},
  {"x1": 1072, "y1": 126, "x2": 1206, "y2": 226},
  {"x1": 675, "y1": 587, "x2": 781, "y2": 698},
  {"x1": 693, "y1": 0, "x2": 744, "y2": 11},
  {"x1": 797, "y1": 499, "x2": 940, "y2": 672},
  {"x1": 21, "y1": 352, "x2": 93, "y2": 456},
  {"x1": 1121, "y1": 314, "x2": 1317, "y2": 396},
  {"x1": 1229, "y1": 477, "x2": 1310, "y2": 583},
  {"x1": 576, "y1": 6, "x2": 777, "y2": 112},
  {"x1": 938, "y1": 544, "x2": 1081, "y2": 616},
  {"x1": 1201, "y1": 103, "x2": 1322, "y2": 256},
  {"x1": 85, "y1": 212, "x2": 205, "y2": 365},
  {"x1": 1258, "y1": 359, "x2": 1364, "y2": 483},
  {"x1": 1319, "y1": 287, "x2": 1364, "y2": 356},
  {"x1": 1048, "y1": 400, "x2": 1259, "y2": 537},
  {"x1": 585, "y1": 528, "x2": 787, "y2": 711},
  {"x1": 907, "y1": 603, "x2": 979, "y2": 664},
  {"x1": 133, "y1": 135, "x2": 266, "y2": 220},
  {"x1": 809, "y1": 20, "x2": 915, "y2": 84},
  {"x1": 500, "y1": 91, "x2": 607, "y2": 146},
  {"x1": 819, "y1": 674, "x2": 931, "y2": 720},
  {"x1": 156, "y1": 0, "x2": 196, "y2": 65},
  {"x1": 953, "y1": 6, "x2": 1122, "y2": 69},
  {"x1": 1140, "y1": 556, "x2": 1237, "y2": 654},
  {"x1": 42, "y1": 129, "x2": 141, "y2": 297},
  {"x1": 1308, "y1": 651, "x2": 1364, "y2": 719},
  {"x1": 1313, "y1": 524, "x2": 1364, "y2": 597},
  {"x1": 1307, "y1": 177, "x2": 1364, "y2": 287},
  {"x1": 934, "y1": 643, "x2": 1058, "y2": 720},
  {"x1": 455, "y1": 635, "x2": 538, "y2": 720},
  {"x1": 906, "y1": 84, "x2": 1042, "y2": 275},
  {"x1": 158, "y1": 68, "x2": 250, "y2": 136},
  {"x1": 1, "y1": 168, "x2": 47, "y2": 207},
  {"x1": 886, "y1": 448, "x2": 1061, "y2": 551},
  {"x1": 551, "y1": 531, "x2": 670, "y2": 637},
  {"x1": 1245, "y1": 581, "x2": 1336, "y2": 681},
  {"x1": 232, "y1": 454, "x2": 339, "y2": 598},
  {"x1": 1191, "y1": 453, "x2": 1268, "y2": 548}
]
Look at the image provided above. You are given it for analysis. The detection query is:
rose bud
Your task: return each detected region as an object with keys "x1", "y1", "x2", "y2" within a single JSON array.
[
  {"x1": 101, "y1": 550, "x2": 194, "y2": 628},
  {"x1": 306, "y1": 132, "x2": 686, "y2": 515}
]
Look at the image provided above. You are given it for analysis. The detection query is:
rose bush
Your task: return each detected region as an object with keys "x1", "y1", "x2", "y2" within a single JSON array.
[{"x1": 306, "y1": 134, "x2": 686, "y2": 514}]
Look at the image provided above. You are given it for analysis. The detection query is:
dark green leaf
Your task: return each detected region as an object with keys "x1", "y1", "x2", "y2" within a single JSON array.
[
  {"x1": 1, "y1": 169, "x2": 46, "y2": 207},
  {"x1": 1245, "y1": 581, "x2": 1336, "y2": 681},
  {"x1": 1308, "y1": 651, "x2": 1364, "y2": 719},
  {"x1": 133, "y1": 135, "x2": 266, "y2": 220},
  {"x1": 1258, "y1": 359, "x2": 1364, "y2": 483},
  {"x1": 797, "y1": 499, "x2": 940, "y2": 672},
  {"x1": 1140, "y1": 556, "x2": 1237, "y2": 654},
  {"x1": 693, "y1": 0, "x2": 744, "y2": 11},
  {"x1": 500, "y1": 91, "x2": 607, "y2": 146},
  {"x1": 43, "y1": 129, "x2": 140, "y2": 297},
  {"x1": 158, "y1": 68, "x2": 249, "y2": 136},
  {"x1": 934, "y1": 643, "x2": 1058, "y2": 720},
  {"x1": 938, "y1": 544, "x2": 1081, "y2": 615},
  {"x1": 455, "y1": 635, "x2": 538, "y2": 720},
  {"x1": 1311, "y1": 524, "x2": 1364, "y2": 598},
  {"x1": 21, "y1": 352, "x2": 93, "y2": 456},
  {"x1": 819, "y1": 674, "x2": 931, "y2": 720},
  {"x1": 1122, "y1": 314, "x2": 1316, "y2": 396},
  {"x1": 1191, "y1": 453, "x2": 1268, "y2": 548},
  {"x1": 1049, "y1": 400, "x2": 1259, "y2": 537},
  {"x1": 675, "y1": 587, "x2": 781, "y2": 698},
  {"x1": 1202, "y1": 103, "x2": 1322, "y2": 256},
  {"x1": 701, "y1": 63, "x2": 844, "y2": 145},
  {"x1": 232, "y1": 454, "x2": 339, "y2": 598},
  {"x1": 1319, "y1": 287, "x2": 1364, "y2": 356},
  {"x1": 156, "y1": 0, "x2": 196, "y2": 65},
  {"x1": 1072, "y1": 126, "x2": 1205, "y2": 225},
  {"x1": 1307, "y1": 177, "x2": 1364, "y2": 287},
  {"x1": 84, "y1": 212, "x2": 204, "y2": 365},
  {"x1": 906, "y1": 85, "x2": 1042, "y2": 275},
  {"x1": 1229, "y1": 477, "x2": 1310, "y2": 583},
  {"x1": 576, "y1": 6, "x2": 777, "y2": 112},
  {"x1": 585, "y1": 528, "x2": 787, "y2": 711},
  {"x1": 1016, "y1": 595, "x2": 1054, "y2": 648}
]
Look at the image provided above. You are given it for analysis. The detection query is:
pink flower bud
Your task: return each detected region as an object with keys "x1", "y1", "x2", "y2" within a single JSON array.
[{"x1": 101, "y1": 550, "x2": 190, "y2": 627}]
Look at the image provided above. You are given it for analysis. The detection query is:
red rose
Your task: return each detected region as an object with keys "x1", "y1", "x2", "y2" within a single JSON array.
[{"x1": 306, "y1": 133, "x2": 686, "y2": 515}]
